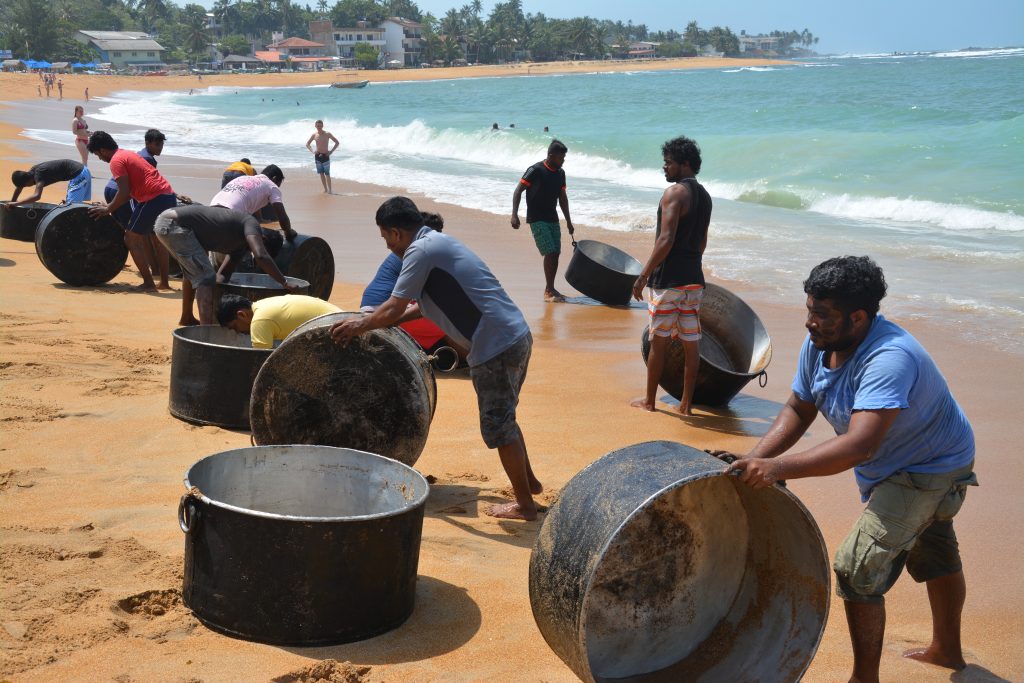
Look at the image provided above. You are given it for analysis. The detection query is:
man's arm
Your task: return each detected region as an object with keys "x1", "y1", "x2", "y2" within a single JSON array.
[
  {"x1": 305, "y1": 134, "x2": 316, "y2": 153},
  {"x1": 271, "y1": 203, "x2": 297, "y2": 240},
  {"x1": 327, "y1": 133, "x2": 340, "y2": 155},
  {"x1": 330, "y1": 295, "x2": 412, "y2": 345},
  {"x1": 632, "y1": 183, "x2": 690, "y2": 300},
  {"x1": 6, "y1": 181, "x2": 45, "y2": 207},
  {"x1": 729, "y1": 408, "x2": 901, "y2": 488},
  {"x1": 558, "y1": 187, "x2": 574, "y2": 235},
  {"x1": 747, "y1": 392, "x2": 819, "y2": 459},
  {"x1": 396, "y1": 301, "x2": 423, "y2": 324},
  {"x1": 244, "y1": 233, "x2": 294, "y2": 290},
  {"x1": 90, "y1": 177, "x2": 132, "y2": 219},
  {"x1": 511, "y1": 182, "x2": 525, "y2": 229}
]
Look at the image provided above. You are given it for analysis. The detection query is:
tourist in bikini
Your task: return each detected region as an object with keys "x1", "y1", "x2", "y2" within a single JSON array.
[{"x1": 72, "y1": 106, "x2": 89, "y2": 165}]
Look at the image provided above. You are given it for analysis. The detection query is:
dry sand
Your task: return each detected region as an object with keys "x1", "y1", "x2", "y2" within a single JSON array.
[{"x1": 1, "y1": 67, "x2": 1021, "y2": 683}]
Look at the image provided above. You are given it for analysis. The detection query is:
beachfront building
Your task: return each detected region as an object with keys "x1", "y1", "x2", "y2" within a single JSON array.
[
  {"x1": 739, "y1": 35, "x2": 781, "y2": 54},
  {"x1": 221, "y1": 54, "x2": 266, "y2": 70},
  {"x1": 381, "y1": 17, "x2": 423, "y2": 67},
  {"x1": 74, "y1": 31, "x2": 166, "y2": 69},
  {"x1": 627, "y1": 42, "x2": 658, "y2": 58},
  {"x1": 262, "y1": 36, "x2": 334, "y2": 70},
  {"x1": 331, "y1": 22, "x2": 387, "y2": 62}
]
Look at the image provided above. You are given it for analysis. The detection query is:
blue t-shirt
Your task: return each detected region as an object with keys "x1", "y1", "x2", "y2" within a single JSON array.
[
  {"x1": 392, "y1": 227, "x2": 529, "y2": 367},
  {"x1": 105, "y1": 148, "x2": 156, "y2": 192},
  {"x1": 360, "y1": 253, "x2": 402, "y2": 309},
  {"x1": 792, "y1": 315, "x2": 974, "y2": 501}
]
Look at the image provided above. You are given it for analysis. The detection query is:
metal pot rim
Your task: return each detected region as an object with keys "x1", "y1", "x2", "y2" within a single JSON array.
[
  {"x1": 172, "y1": 325, "x2": 274, "y2": 352},
  {"x1": 182, "y1": 445, "x2": 430, "y2": 522}
]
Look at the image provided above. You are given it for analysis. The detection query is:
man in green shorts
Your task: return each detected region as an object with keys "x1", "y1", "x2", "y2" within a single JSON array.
[
  {"x1": 511, "y1": 139, "x2": 575, "y2": 302},
  {"x1": 715, "y1": 256, "x2": 977, "y2": 683}
]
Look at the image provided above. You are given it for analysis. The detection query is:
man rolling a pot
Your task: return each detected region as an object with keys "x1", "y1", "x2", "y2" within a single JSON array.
[
  {"x1": 6, "y1": 158, "x2": 92, "y2": 209},
  {"x1": 331, "y1": 196, "x2": 543, "y2": 521},
  {"x1": 154, "y1": 204, "x2": 297, "y2": 326},
  {"x1": 210, "y1": 164, "x2": 297, "y2": 242},
  {"x1": 631, "y1": 135, "x2": 712, "y2": 416},
  {"x1": 218, "y1": 293, "x2": 340, "y2": 349},
  {"x1": 716, "y1": 256, "x2": 976, "y2": 683},
  {"x1": 511, "y1": 139, "x2": 575, "y2": 302}
]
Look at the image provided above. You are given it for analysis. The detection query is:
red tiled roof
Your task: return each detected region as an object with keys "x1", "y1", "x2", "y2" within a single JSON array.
[
  {"x1": 267, "y1": 37, "x2": 324, "y2": 48},
  {"x1": 254, "y1": 51, "x2": 282, "y2": 62}
]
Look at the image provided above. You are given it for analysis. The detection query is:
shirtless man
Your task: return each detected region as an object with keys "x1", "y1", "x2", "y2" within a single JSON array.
[{"x1": 305, "y1": 120, "x2": 339, "y2": 194}]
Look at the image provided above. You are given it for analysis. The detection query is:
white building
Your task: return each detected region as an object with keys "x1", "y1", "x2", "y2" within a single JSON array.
[
  {"x1": 381, "y1": 17, "x2": 423, "y2": 67},
  {"x1": 331, "y1": 21, "x2": 386, "y2": 60},
  {"x1": 75, "y1": 31, "x2": 166, "y2": 69}
]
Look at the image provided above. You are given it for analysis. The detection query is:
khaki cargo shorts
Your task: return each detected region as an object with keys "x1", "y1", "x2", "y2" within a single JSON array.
[{"x1": 834, "y1": 462, "x2": 978, "y2": 604}]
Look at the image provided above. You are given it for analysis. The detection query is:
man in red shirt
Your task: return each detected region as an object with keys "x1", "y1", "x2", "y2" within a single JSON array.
[{"x1": 86, "y1": 131, "x2": 177, "y2": 291}]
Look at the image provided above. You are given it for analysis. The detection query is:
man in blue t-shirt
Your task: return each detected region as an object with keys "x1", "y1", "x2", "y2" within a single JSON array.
[
  {"x1": 333, "y1": 197, "x2": 542, "y2": 521},
  {"x1": 718, "y1": 256, "x2": 976, "y2": 682}
]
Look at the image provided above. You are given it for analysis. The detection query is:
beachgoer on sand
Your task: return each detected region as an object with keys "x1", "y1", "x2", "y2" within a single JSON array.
[
  {"x1": 72, "y1": 106, "x2": 90, "y2": 165},
  {"x1": 84, "y1": 87, "x2": 89, "y2": 101},
  {"x1": 57, "y1": 79, "x2": 63, "y2": 100},
  {"x1": 153, "y1": 205, "x2": 296, "y2": 326},
  {"x1": 87, "y1": 131, "x2": 176, "y2": 292},
  {"x1": 305, "y1": 120, "x2": 339, "y2": 194},
  {"x1": 5, "y1": 159, "x2": 92, "y2": 209},
  {"x1": 218, "y1": 294, "x2": 341, "y2": 348},
  {"x1": 511, "y1": 139, "x2": 575, "y2": 302},
  {"x1": 715, "y1": 256, "x2": 977, "y2": 682},
  {"x1": 102, "y1": 128, "x2": 165, "y2": 233},
  {"x1": 221, "y1": 158, "x2": 255, "y2": 188},
  {"x1": 631, "y1": 135, "x2": 712, "y2": 416},
  {"x1": 331, "y1": 196, "x2": 543, "y2": 520},
  {"x1": 210, "y1": 164, "x2": 297, "y2": 241},
  {"x1": 360, "y1": 211, "x2": 468, "y2": 365}
]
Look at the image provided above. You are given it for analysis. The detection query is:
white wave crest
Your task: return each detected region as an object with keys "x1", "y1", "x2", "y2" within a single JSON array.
[{"x1": 809, "y1": 194, "x2": 1024, "y2": 232}]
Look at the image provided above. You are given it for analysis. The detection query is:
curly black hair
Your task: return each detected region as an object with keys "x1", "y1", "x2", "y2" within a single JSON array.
[
  {"x1": 661, "y1": 136, "x2": 702, "y2": 174},
  {"x1": 376, "y1": 196, "x2": 424, "y2": 231},
  {"x1": 803, "y1": 256, "x2": 887, "y2": 318},
  {"x1": 86, "y1": 131, "x2": 118, "y2": 154}
]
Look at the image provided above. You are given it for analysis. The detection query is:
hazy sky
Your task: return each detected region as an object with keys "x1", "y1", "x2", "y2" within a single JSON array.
[{"x1": 404, "y1": 0, "x2": 1024, "y2": 54}]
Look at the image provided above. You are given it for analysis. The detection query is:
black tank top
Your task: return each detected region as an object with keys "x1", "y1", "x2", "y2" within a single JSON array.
[{"x1": 650, "y1": 177, "x2": 712, "y2": 289}]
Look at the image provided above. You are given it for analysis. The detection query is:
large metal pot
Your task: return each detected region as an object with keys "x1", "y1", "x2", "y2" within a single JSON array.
[
  {"x1": 230, "y1": 233, "x2": 335, "y2": 300},
  {"x1": 34, "y1": 203, "x2": 128, "y2": 286},
  {"x1": 180, "y1": 445, "x2": 429, "y2": 645},
  {"x1": 216, "y1": 272, "x2": 310, "y2": 304},
  {"x1": 564, "y1": 239, "x2": 643, "y2": 306},
  {"x1": 249, "y1": 312, "x2": 436, "y2": 467},
  {"x1": 1, "y1": 202, "x2": 57, "y2": 242},
  {"x1": 530, "y1": 441, "x2": 829, "y2": 683},
  {"x1": 169, "y1": 326, "x2": 273, "y2": 430},
  {"x1": 641, "y1": 282, "x2": 772, "y2": 406}
]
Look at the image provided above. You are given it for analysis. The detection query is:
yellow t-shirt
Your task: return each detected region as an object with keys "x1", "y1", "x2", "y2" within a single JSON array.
[
  {"x1": 225, "y1": 161, "x2": 255, "y2": 175},
  {"x1": 250, "y1": 295, "x2": 342, "y2": 349}
]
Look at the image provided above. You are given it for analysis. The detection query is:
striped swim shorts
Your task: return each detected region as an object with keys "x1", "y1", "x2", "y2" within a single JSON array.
[{"x1": 648, "y1": 284, "x2": 704, "y2": 341}]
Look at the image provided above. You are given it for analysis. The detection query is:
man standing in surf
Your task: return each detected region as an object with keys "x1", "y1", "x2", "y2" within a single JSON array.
[
  {"x1": 305, "y1": 120, "x2": 339, "y2": 195},
  {"x1": 631, "y1": 136, "x2": 712, "y2": 415},
  {"x1": 511, "y1": 139, "x2": 575, "y2": 302}
]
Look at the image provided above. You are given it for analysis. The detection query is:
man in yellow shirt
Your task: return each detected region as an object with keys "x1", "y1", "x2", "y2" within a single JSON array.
[
  {"x1": 218, "y1": 294, "x2": 341, "y2": 348},
  {"x1": 222, "y1": 158, "x2": 256, "y2": 188}
]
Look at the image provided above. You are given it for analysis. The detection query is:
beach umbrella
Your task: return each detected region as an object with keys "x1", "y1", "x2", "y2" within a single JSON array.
[
  {"x1": 36, "y1": 60, "x2": 52, "y2": 68},
  {"x1": 22, "y1": 59, "x2": 38, "y2": 68},
  {"x1": 72, "y1": 62, "x2": 85, "y2": 68}
]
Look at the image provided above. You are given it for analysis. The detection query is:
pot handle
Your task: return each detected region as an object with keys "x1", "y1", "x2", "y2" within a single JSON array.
[
  {"x1": 571, "y1": 236, "x2": 578, "y2": 249},
  {"x1": 178, "y1": 489, "x2": 201, "y2": 534},
  {"x1": 26, "y1": 208, "x2": 38, "y2": 220},
  {"x1": 426, "y1": 345, "x2": 460, "y2": 373},
  {"x1": 758, "y1": 370, "x2": 769, "y2": 388}
]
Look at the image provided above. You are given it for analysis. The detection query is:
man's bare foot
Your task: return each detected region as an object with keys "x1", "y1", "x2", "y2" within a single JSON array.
[
  {"x1": 178, "y1": 317, "x2": 200, "y2": 326},
  {"x1": 677, "y1": 403, "x2": 694, "y2": 416},
  {"x1": 134, "y1": 282, "x2": 158, "y2": 292},
  {"x1": 157, "y1": 282, "x2": 174, "y2": 291},
  {"x1": 544, "y1": 290, "x2": 566, "y2": 303},
  {"x1": 903, "y1": 647, "x2": 966, "y2": 671},
  {"x1": 486, "y1": 501, "x2": 540, "y2": 521},
  {"x1": 529, "y1": 477, "x2": 543, "y2": 495},
  {"x1": 630, "y1": 397, "x2": 655, "y2": 411}
]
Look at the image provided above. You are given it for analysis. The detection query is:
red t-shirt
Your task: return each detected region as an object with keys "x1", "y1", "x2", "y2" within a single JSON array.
[{"x1": 109, "y1": 149, "x2": 173, "y2": 202}]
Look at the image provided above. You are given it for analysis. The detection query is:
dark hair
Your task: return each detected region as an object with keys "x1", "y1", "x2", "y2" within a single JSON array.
[
  {"x1": 548, "y1": 139, "x2": 568, "y2": 155},
  {"x1": 261, "y1": 164, "x2": 284, "y2": 184},
  {"x1": 315, "y1": 119, "x2": 323, "y2": 126},
  {"x1": 87, "y1": 131, "x2": 118, "y2": 154},
  {"x1": 803, "y1": 256, "x2": 887, "y2": 319},
  {"x1": 421, "y1": 211, "x2": 444, "y2": 232},
  {"x1": 217, "y1": 294, "x2": 253, "y2": 326},
  {"x1": 11, "y1": 170, "x2": 34, "y2": 187},
  {"x1": 661, "y1": 136, "x2": 702, "y2": 174},
  {"x1": 240, "y1": 158, "x2": 251, "y2": 165},
  {"x1": 144, "y1": 128, "x2": 166, "y2": 143},
  {"x1": 260, "y1": 227, "x2": 284, "y2": 257},
  {"x1": 375, "y1": 196, "x2": 424, "y2": 231}
]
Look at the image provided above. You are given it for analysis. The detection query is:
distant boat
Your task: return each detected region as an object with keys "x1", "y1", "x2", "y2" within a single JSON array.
[{"x1": 331, "y1": 80, "x2": 369, "y2": 89}]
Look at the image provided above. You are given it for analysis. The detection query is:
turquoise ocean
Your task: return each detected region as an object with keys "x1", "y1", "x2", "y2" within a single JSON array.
[{"x1": 31, "y1": 47, "x2": 1024, "y2": 352}]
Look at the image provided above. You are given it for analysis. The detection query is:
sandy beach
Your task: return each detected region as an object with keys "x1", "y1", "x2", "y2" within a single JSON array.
[{"x1": 1, "y1": 63, "x2": 1022, "y2": 683}]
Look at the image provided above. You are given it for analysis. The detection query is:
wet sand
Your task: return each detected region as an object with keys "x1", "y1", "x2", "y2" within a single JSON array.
[{"x1": 1, "y1": 87, "x2": 1022, "y2": 682}]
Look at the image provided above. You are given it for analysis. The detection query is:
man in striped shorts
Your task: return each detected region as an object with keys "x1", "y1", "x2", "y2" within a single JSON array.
[{"x1": 631, "y1": 136, "x2": 712, "y2": 415}]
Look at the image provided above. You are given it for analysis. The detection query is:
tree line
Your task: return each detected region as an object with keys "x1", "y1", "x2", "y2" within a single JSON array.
[{"x1": 1, "y1": 0, "x2": 818, "y2": 66}]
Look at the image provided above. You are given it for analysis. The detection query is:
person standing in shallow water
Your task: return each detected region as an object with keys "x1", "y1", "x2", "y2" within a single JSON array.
[
  {"x1": 511, "y1": 139, "x2": 575, "y2": 302},
  {"x1": 331, "y1": 196, "x2": 543, "y2": 521},
  {"x1": 305, "y1": 120, "x2": 339, "y2": 194},
  {"x1": 631, "y1": 136, "x2": 712, "y2": 416},
  {"x1": 715, "y1": 256, "x2": 976, "y2": 683}
]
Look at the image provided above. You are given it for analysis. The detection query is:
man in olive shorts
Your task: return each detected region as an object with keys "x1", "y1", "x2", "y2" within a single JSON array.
[
  {"x1": 511, "y1": 139, "x2": 575, "y2": 302},
  {"x1": 716, "y1": 256, "x2": 976, "y2": 683}
]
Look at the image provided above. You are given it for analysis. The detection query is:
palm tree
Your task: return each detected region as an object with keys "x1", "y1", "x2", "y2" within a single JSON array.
[
  {"x1": 316, "y1": 0, "x2": 327, "y2": 16},
  {"x1": 183, "y1": 10, "x2": 212, "y2": 63}
]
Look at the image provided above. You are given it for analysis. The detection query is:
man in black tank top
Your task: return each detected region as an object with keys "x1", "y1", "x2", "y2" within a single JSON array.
[{"x1": 631, "y1": 136, "x2": 712, "y2": 415}]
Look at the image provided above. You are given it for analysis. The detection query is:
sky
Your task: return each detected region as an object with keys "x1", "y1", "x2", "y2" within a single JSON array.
[{"x1": 405, "y1": 0, "x2": 1024, "y2": 54}]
